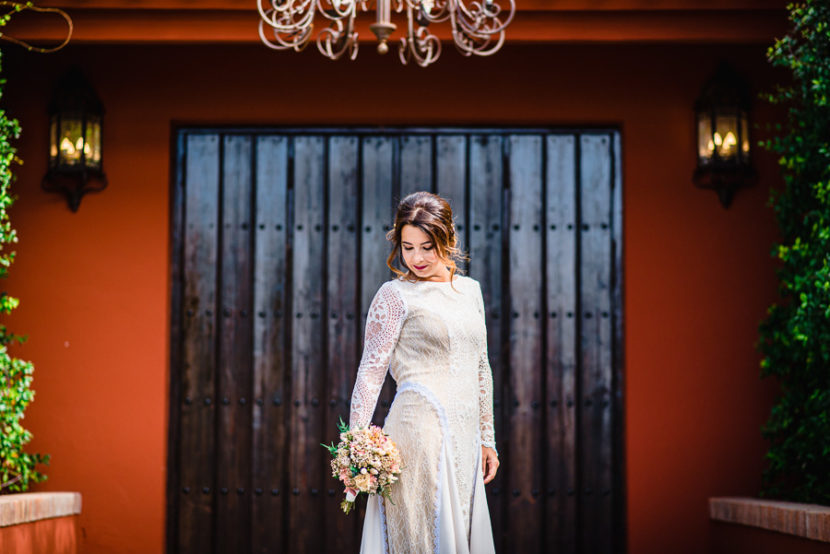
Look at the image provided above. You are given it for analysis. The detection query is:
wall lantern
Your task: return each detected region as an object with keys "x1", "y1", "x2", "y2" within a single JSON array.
[
  {"x1": 693, "y1": 62, "x2": 757, "y2": 209},
  {"x1": 41, "y1": 67, "x2": 106, "y2": 212}
]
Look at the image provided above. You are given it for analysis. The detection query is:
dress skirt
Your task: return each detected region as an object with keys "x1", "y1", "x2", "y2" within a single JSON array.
[{"x1": 358, "y1": 382, "x2": 496, "y2": 554}]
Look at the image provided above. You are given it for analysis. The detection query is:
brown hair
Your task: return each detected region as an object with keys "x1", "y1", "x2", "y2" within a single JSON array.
[{"x1": 385, "y1": 191, "x2": 470, "y2": 292}]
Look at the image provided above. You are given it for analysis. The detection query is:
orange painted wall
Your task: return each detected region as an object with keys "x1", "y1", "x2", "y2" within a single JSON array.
[{"x1": 2, "y1": 42, "x2": 785, "y2": 553}]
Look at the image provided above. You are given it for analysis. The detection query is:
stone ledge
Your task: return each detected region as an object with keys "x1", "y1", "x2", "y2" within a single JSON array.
[
  {"x1": 0, "y1": 492, "x2": 82, "y2": 527},
  {"x1": 710, "y1": 496, "x2": 830, "y2": 543}
]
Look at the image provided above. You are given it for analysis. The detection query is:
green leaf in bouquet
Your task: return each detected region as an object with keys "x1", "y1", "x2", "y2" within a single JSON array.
[
  {"x1": 320, "y1": 441, "x2": 339, "y2": 457},
  {"x1": 337, "y1": 416, "x2": 350, "y2": 434}
]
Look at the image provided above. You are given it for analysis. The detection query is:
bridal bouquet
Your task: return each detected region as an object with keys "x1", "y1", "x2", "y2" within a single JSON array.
[{"x1": 322, "y1": 418, "x2": 403, "y2": 514}]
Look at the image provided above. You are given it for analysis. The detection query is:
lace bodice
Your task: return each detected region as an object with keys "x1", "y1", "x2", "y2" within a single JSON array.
[{"x1": 348, "y1": 274, "x2": 497, "y2": 452}]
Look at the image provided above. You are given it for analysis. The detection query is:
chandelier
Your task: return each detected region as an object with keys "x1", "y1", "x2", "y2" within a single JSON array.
[{"x1": 257, "y1": 0, "x2": 515, "y2": 67}]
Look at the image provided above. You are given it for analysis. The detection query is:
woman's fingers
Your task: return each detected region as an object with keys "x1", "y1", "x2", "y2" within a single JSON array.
[
  {"x1": 483, "y1": 453, "x2": 499, "y2": 484},
  {"x1": 484, "y1": 462, "x2": 495, "y2": 483}
]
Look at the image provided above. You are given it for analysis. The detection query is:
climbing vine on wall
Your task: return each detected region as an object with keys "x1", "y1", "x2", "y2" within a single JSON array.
[
  {"x1": 757, "y1": 0, "x2": 830, "y2": 505},
  {"x1": 0, "y1": 2, "x2": 64, "y2": 493}
]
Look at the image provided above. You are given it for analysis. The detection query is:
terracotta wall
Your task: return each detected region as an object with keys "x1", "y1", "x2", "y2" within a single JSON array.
[{"x1": 2, "y1": 42, "x2": 785, "y2": 553}]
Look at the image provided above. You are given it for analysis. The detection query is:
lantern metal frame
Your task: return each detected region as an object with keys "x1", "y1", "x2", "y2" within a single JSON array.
[
  {"x1": 41, "y1": 67, "x2": 107, "y2": 212},
  {"x1": 693, "y1": 61, "x2": 757, "y2": 209}
]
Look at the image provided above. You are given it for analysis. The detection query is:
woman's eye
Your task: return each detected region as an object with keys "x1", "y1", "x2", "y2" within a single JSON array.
[
  {"x1": 424, "y1": 247, "x2": 433, "y2": 251},
  {"x1": 403, "y1": 247, "x2": 413, "y2": 251}
]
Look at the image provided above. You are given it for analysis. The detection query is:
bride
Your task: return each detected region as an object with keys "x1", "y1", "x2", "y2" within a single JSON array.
[{"x1": 348, "y1": 191, "x2": 499, "y2": 554}]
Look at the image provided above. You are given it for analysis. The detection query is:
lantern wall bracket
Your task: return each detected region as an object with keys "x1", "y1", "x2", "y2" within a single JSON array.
[
  {"x1": 41, "y1": 170, "x2": 107, "y2": 212},
  {"x1": 693, "y1": 166, "x2": 758, "y2": 209}
]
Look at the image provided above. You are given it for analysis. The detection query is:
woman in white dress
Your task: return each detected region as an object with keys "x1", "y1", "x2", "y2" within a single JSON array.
[{"x1": 349, "y1": 191, "x2": 500, "y2": 554}]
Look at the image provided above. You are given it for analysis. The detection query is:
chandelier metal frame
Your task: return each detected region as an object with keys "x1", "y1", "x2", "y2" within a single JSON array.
[{"x1": 257, "y1": 0, "x2": 515, "y2": 67}]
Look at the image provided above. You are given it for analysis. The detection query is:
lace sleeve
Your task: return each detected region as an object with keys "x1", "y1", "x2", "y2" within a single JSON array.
[
  {"x1": 349, "y1": 280, "x2": 407, "y2": 429},
  {"x1": 473, "y1": 280, "x2": 497, "y2": 453}
]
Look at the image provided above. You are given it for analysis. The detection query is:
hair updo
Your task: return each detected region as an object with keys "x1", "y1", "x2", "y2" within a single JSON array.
[{"x1": 385, "y1": 191, "x2": 469, "y2": 291}]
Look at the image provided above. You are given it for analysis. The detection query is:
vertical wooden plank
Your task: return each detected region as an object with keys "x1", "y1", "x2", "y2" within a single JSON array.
[
  {"x1": 325, "y1": 135, "x2": 362, "y2": 551},
  {"x1": 468, "y1": 133, "x2": 506, "y2": 551},
  {"x1": 545, "y1": 134, "x2": 578, "y2": 554},
  {"x1": 611, "y1": 130, "x2": 627, "y2": 554},
  {"x1": 579, "y1": 133, "x2": 614, "y2": 554},
  {"x1": 289, "y1": 135, "x2": 326, "y2": 554},
  {"x1": 215, "y1": 134, "x2": 254, "y2": 554},
  {"x1": 179, "y1": 133, "x2": 220, "y2": 554},
  {"x1": 167, "y1": 130, "x2": 186, "y2": 554},
  {"x1": 506, "y1": 134, "x2": 545, "y2": 552},
  {"x1": 252, "y1": 135, "x2": 289, "y2": 553},
  {"x1": 399, "y1": 134, "x2": 432, "y2": 198},
  {"x1": 435, "y1": 135, "x2": 468, "y2": 273},
  {"x1": 361, "y1": 135, "x2": 396, "y2": 427}
]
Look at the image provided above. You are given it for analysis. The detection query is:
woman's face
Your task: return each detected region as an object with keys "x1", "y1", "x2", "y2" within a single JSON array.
[{"x1": 400, "y1": 224, "x2": 448, "y2": 281}]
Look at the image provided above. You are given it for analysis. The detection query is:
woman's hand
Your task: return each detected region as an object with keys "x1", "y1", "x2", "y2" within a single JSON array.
[{"x1": 482, "y1": 446, "x2": 499, "y2": 484}]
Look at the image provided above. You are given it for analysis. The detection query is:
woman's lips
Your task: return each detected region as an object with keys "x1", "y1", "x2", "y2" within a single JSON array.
[{"x1": 414, "y1": 264, "x2": 428, "y2": 270}]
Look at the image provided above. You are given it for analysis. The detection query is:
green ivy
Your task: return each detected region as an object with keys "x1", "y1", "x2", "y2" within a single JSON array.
[
  {"x1": 757, "y1": 0, "x2": 830, "y2": 505},
  {"x1": 0, "y1": 43, "x2": 50, "y2": 491}
]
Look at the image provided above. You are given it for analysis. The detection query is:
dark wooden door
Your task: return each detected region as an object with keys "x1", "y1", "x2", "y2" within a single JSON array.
[{"x1": 167, "y1": 128, "x2": 625, "y2": 554}]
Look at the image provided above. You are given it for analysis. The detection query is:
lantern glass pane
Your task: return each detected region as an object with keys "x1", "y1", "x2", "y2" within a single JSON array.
[
  {"x1": 697, "y1": 111, "x2": 713, "y2": 163},
  {"x1": 85, "y1": 115, "x2": 102, "y2": 168},
  {"x1": 49, "y1": 116, "x2": 58, "y2": 166},
  {"x1": 740, "y1": 113, "x2": 750, "y2": 157},
  {"x1": 714, "y1": 113, "x2": 739, "y2": 160},
  {"x1": 59, "y1": 115, "x2": 83, "y2": 167}
]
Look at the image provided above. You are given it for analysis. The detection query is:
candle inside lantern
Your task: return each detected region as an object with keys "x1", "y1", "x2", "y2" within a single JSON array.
[
  {"x1": 61, "y1": 137, "x2": 75, "y2": 156},
  {"x1": 715, "y1": 114, "x2": 738, "y2": 159},
  {"x1": 722, "y1": 131, "x2": 736, "y2": 153}
]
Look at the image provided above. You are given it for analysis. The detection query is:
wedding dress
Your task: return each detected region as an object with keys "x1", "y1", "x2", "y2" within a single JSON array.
[{"x1": 349, "y1": 273, "x2": 497, "y2": 554}]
